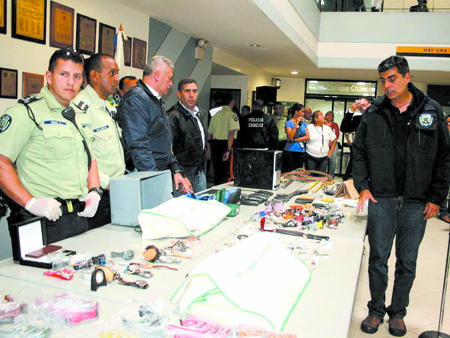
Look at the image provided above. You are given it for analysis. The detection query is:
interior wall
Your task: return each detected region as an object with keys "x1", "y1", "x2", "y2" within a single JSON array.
[
  {"x1": 0, "y1": 0, "x2": 149, "y2": 113},
  {"x1": 276, "y1": 77, "x2": 305, "y2": 103},
  {"x1": 213, "y1": 47, "x2": 271, "y2": 105},
  {"x1": 149, "y1": 19, "x2": 213, "y2": 116},
  {"x1": 211, "y1": 75, "x2": 248, "y2": 110}
]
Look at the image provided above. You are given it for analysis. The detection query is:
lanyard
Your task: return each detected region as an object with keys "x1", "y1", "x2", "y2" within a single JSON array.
[{"x1": 314, "y1": 125, "x2": 324, "y2": 146}]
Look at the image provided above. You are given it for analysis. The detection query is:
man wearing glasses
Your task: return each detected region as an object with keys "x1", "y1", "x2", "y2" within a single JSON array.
[{"x1": 0, "y1": 49, "x2": 101, "y2": 244}]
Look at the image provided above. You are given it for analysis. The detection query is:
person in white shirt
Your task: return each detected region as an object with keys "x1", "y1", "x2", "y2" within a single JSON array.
[{"x1": 305, "y1": 110, "x2": 337, "y2": 173}]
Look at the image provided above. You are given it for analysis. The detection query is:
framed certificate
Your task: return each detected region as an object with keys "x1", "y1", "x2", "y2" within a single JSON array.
[
  {"x1": 22, "y1": 72, "x2": 44, "y2": 97},
  {"x1": 0, "y1": 68, "x2": 18, "y2": 99},
  {"x1": 124, "y1": 37, "x2": 132, "y2": 66},
  {"x1": 132, "y1": 37, "x2": 147, "y2": 70},
  {"x1": 76, "y1": 14, "x2": 96, "y2": 55},
  {"x1": 12, "y1": 0, "x2": 47, "y2": 44},
  {"x1": 98, "y1": 22, "x2": 116, "y2": 57},
  {"x1": 0, "y1": 0, "x2": 6, "y2": 34},
  {"x1": 50, "y1": 1, "x2": 74, "y2": 49}
]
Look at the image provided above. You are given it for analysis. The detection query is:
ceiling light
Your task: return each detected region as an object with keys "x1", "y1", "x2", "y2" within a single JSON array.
[
  {"x1": 250, "y1": 44, "x2": 260, "y2": 47},
  {"x1": 291, "y1": 71, "x2": 298, "y2": 75}
]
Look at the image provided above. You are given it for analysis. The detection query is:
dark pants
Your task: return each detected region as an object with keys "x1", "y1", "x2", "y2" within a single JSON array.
[
  {"x1": 282, "y1": 151, "x2": 305, "y2": 173},
  {"x1": 8, "y1": 199, "x2": 89, "y2": 244},
  {"x1": 343, "y1": 145, "x2": 353, "y2": 181},
  {"x1": 367, "y1": 197, "x2": 427, "y2": 319},
  {"x1": 173, "y1": 167, "x2": 207, "y2": 197},
  {"x1": 210, "y1": 140, "x2": 232, "y2": 185},
  {"x1": 87, "y1": 190, "x2": 110, "y2": 230},
  {"x1": 305, "y1": 153, "x2": 328, "y2": 173}
]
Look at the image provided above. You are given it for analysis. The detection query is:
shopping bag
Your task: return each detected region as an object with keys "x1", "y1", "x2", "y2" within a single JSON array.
[
  {"x1": 139, "y1": 197, "x2": 231, "y2": 239},
  {"x1": 171, "y1": 232, "x2": 311, "y2": 331}
]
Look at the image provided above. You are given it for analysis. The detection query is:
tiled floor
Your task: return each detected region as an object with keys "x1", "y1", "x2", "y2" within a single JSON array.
[{"x1": 349, "y1": 217, "x2": 450, "y2": 337}]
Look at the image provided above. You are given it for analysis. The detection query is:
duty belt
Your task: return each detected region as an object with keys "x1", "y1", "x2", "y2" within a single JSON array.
[{"x1": 55, "y1": 198, "x2": 85, "y2": 215}]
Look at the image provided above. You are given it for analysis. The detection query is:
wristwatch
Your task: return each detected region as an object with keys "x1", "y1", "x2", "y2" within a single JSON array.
[{"x1": 89, "y1": 187, "x2": 103, "y2": 198}]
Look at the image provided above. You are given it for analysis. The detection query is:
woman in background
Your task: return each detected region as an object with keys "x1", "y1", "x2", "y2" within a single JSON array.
[
  {"x1": 324, "y1": 111, "x2": 340, "y2": 178},
  {"x1": 305, "y1": 110, "x2": 337, "y2": 173},
  {"x1": 282, "y1": 103, "x2": 310, "y2": 173}
]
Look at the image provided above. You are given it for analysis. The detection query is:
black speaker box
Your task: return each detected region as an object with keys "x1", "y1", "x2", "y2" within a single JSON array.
[{"x1": 256, "y1": 86, "x2": 277, "y2": 106}]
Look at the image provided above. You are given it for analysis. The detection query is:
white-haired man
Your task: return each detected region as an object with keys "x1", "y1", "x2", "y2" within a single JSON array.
[{"x1": 120, "y1": 55, "x2": 192, "y2": 194}]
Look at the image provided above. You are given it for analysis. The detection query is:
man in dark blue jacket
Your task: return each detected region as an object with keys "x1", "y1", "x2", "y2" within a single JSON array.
[
  {"x1": 354, "y1": 55, "x2": 450, "y2": 336},
  {"x1": 120, "y1": 55, "x2": 192, "y2": 194}
]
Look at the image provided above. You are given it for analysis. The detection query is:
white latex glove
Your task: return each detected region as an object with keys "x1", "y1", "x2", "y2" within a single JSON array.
[
  {"x1": 25, "y1": 197, "x2": 62, "y2": 222},
  {"x1": 78, "y1": 192, "x2": 101, "y2": 218}
]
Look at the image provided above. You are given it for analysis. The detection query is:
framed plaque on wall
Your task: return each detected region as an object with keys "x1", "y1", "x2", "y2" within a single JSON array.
[
  {"x1": 98, "y1": 22, "x2": 116, "y2": 57},
  {"x1": 132, "y1": 37, "x2": 147, "y2": 70},
  {"x1": 124, "y1": 36, "x2": 132, "y2": 67},
  {"x1": 0, "y1": 0, "x2": 7, "y2": 35},
  {"x1": 76, "y1": 14, "x2": 96, "y2": 55},
  {"x1": 50, "y1": 1, "x2": 74, "y2": 49},
  {"x1": 12, "y1": 0, "x2": 47, "y2": 44},
  {"x1": 22, "y1": 72, "x2": 44, "y2": 97},
  {"x1": 0, "y1": 68, "x2": 18, "y2": 99}
]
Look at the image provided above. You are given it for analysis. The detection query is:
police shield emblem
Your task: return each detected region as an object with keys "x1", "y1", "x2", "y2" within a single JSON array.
[
  {"x1": 419, "y1": 113, "x2": 433, "y2": 128},
  {"x1": 0, "y1": 114, "x2": 12, "y2": 133}
]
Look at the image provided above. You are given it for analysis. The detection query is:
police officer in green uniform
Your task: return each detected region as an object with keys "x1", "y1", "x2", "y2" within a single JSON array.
[
  {"x1": 0, "y1": 49, "x2": 101, "y2": 245},
  {"x1": 73, "y1": 53, "x2": 125, "y2": 229},
  {"x1": 272, "y1": 101, "x2": 287, "y2": 150},
  {"x1": 207, "y1": 93, "x2": 240, "y2": 185}
]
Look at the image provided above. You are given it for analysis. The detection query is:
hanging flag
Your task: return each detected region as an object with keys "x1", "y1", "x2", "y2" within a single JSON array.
[{"x1": 114, "y1": 23, "x2": 127, "y2": 76}]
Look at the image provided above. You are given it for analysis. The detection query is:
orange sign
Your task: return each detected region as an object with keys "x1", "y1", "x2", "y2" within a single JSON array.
[{"x1": 396, "y1": 46, "x2": 450, "y2": 58}]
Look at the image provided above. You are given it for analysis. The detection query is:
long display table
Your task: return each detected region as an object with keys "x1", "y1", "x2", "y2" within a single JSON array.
[{"x1": 0, "y1": 180, "x2": 367, "y2": 337}]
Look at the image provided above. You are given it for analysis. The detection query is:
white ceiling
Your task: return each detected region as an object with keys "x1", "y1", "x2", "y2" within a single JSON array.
[{"x1": 113, "y1": 0, "x2": 450, "y2": 85}]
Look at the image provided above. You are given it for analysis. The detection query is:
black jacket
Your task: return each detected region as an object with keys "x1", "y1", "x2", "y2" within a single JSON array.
[
  {"x1": 235, "y1": 110, "x2": 279, "y2": 149},
  {"x1": 119, "y1": 80, "x2": 180, "y2": 173},
  {"x1": 352, "y1": 83, "x2": 450, "y2": 204},
  {"x1": 167, "y1": 102, "x2": 206, "y2": 173},
  {"x1": 340, "y1": 111, "x2": 363, "y2": 133}
]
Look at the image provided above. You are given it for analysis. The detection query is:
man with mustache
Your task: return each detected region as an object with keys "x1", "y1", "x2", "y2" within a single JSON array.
[{"x1": 73, "y1": 53, "x2": 125, "y2": 229}]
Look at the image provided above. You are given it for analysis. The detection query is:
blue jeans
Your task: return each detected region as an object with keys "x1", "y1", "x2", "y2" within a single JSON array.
[
  {"x1": 173, "y1": 167, "x2": 207, "y2": 197},
  {"x1": 367, "y1": 197, "x2": 427, "y2": 319},
  {"x1": 305, "y1": 153, "x2": 328, "y2": 173},
  {"x1": 328, "y1": 146, "x2": 338, "y2": 178}
]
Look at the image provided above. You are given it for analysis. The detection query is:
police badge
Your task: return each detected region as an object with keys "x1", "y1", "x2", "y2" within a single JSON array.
[
  {"x1": 419, "y1": 113, "x2": 433, "y2": 128},
  {"x1": 0, "y1": 114, "x2": 12, "y2": 133}
]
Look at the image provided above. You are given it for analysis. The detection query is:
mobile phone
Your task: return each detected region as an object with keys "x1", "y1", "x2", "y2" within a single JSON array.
[{"x1": 25, "y1": 244, "x2": 63, "y2": 259}]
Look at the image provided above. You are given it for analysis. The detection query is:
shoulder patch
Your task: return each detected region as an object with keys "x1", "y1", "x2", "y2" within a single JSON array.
[
  {"x1": 18, "y1": 95, "x2": 43, "y2": 105},
  {"x1": 73, "y1": 97, "x2": 91, "y2": 112},
  {"x1": 0, "y1": 114, "x2": 12, "y2": 133},
  {"x1": 232, "y1": 114, "x2": 238, "y2": 121}
]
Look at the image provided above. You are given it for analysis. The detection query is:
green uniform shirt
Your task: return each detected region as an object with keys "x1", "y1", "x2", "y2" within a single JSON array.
[
  {"x1": 272, "y1": 115, "x2": 287, "y2": 141},
  {"x1": 74, "y1": 85, "x2": 125, "y2": 189},
  {"x1": 0, "y1": 87, "x2": 95, "y2": 200},
  {"x1": 208, "y1": 106, "x2": 240, "y2": 140}
]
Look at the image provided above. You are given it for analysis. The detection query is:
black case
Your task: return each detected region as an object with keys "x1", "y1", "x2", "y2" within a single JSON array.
[
  {"x1": 233, "y1": 149, "x2": 282, "y2": 190},
  {"x1": 9, "y1": 216, "x2": 52, "y2": 269}
]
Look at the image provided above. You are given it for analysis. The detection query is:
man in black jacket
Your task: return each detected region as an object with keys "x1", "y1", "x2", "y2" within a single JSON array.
[
  {"x1": 340, "y1": 97, "x2": 370, "y2": 180},
  {"x1": 167, "y1": 78, "x2": 207, "y2": 195},
  {"x1": 120, "y1": 55, "x2": 192, "y2": 194},
  {"x1": 354, "y1": 55, "x2": 450, "y2": 336},
  {"x1": 235, "y1": 100, "x2": 278, "y2": 149}
]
